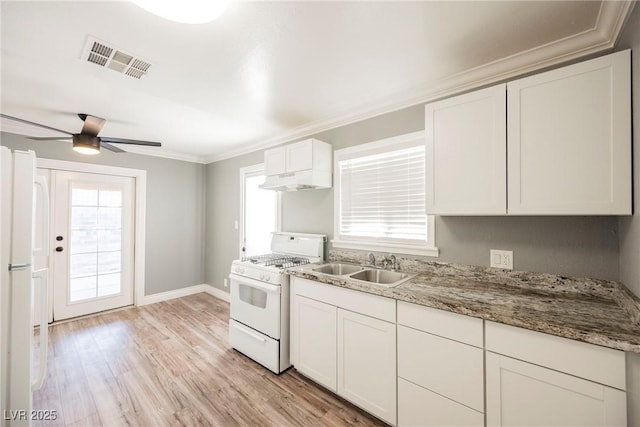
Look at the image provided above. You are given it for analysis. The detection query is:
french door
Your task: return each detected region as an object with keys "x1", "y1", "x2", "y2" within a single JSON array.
[{"x1": 52, "y1": 170, "x2": 134, "y2": 320}]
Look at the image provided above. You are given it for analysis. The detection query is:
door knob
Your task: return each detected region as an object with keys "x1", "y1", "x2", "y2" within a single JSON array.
[
  {"x1": 56, "y1": 236, "x2": 63, "y2": 241},
  {"x1": 55, "y1": 247, "x2": 63, "y2": 252}
]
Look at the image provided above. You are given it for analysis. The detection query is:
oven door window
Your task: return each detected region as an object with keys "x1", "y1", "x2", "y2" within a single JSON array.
[{"x1": 239, "y1": 284, "x2": 267, "y2": 309}]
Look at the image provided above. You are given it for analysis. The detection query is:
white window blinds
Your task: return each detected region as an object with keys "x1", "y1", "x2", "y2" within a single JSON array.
[{"x1": 338, "y1": 144, "x2": 426, "y2": 243}]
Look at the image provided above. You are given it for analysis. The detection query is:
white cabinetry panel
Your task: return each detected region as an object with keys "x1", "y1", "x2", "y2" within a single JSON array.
[
  {"x1": 507, "y1": 50, "x2": 631, "y2": 215},
  {"x1": 398, "y1": 325, "x2": 483, "y2": 412},
  {"x1": 398, "y1": 378, "x2": 483, "y2": 427},
  {"x1": 264, "y1": 146, "x2": 287, "y2": 176},
  {"x1": 291, "y1": 295, "x2": 337, "y2": 391},
  {"x1": 485, "y1": 320, "x2": 625, "y2": 390},
  {"x1": 397, "y1": 300, "x2": 483, "y2": 347},
  {"x1": 286, "y1": 140, "x2": 313, "y2": 172},
  {"x1": 426, "y1": 84, "x2": 506, "y2": 215},
  {"x1": 337, "y1": 309, "x2": 396, "y2": 425},
  {"x1": 486, "y1": 352, "x2": 626, "y2": 427}
]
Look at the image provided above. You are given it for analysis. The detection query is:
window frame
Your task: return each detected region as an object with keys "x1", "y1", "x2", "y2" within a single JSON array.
[
  {"x1": 239, "y1": 163, "x2": 282, "y2": 258},
  {"x1": 332, "y1": 131, "x2": 439, "y2": 257}
]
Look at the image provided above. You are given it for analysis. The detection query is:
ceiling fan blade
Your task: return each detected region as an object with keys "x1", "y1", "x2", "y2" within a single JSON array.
[
  {"x1": 79, "y1": 113, "x2": 106, "y2": 137},
  {"x1": 0, "y1": 114, "x2": 73, "y2": 135},
  {"x1": 28, "y1": 136, "x2": 73, "y2": 141},
  {"x1": 101, "y1": 142, "x2": 126, "y2": 153},
  {"x1": 100, "y1": 136, "x2": 161, "y2": 147}
]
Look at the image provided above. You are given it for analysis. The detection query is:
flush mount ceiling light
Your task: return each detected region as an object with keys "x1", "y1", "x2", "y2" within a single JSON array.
[{"x1": 132, "y1": 0, "x2": 229, "y2": 24}]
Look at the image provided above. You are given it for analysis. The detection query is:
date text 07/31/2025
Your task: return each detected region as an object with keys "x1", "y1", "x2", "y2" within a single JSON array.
[{"x1": 3, "y1": 410, "x2": 58, "y2": 421}]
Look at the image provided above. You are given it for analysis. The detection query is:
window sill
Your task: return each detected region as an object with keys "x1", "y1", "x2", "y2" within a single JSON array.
[{"x1": 331, "y1": 240, "x2": 440, "y2": 258}]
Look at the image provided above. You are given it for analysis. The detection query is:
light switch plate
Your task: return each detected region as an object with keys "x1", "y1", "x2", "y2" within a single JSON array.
[{"x1": 490, "y1": 249, "x2": 513, "y2": 270}]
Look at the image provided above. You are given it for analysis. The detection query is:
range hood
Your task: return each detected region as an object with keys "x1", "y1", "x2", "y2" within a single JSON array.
[{"x1": 260, "y1": 169, "x2": 331, "y2": 191}]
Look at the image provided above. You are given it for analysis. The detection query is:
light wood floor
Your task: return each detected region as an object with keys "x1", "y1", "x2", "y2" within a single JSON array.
[{"x1": 33, "y1": 293, "x2": 387, "y2": 427}]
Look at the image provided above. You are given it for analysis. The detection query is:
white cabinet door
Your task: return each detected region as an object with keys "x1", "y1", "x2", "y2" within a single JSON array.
[
  {"x1": 398, "y1": 378, "x2": 483, "y2": 427},
  {"x1": 291, "y1": 295, "x2": 337, "y2": 391},
  {"x1": 486, "y1": 352, "x2": 627, "y2": 427},
  {"x1": 507, "y1": 50, "x2": 631, "y2": 215},
  {"x1": 264, "y1": 146, "x2": 286, "y2": 176},
  {"x1": 425, "y1": 84, "x2": 506, "y2": 215},
  {"x1": 286, "y1": 140, "x2": 314, "y2": 172},
  {"x1": 337, "y1": 309, "x2": 396, "y2": 425}
]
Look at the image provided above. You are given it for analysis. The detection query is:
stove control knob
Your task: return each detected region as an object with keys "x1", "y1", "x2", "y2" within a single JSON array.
[
  {"x1": 259, "y1": 273, "x2": 264, "y2": 280},
  {"x1": 264, "y1": 274, "x2": 271, "y2": 282}
]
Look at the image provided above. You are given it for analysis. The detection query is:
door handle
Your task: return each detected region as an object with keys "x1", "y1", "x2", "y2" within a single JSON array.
[{"x1": 55, "y1": 247, "x2": 63, "y2": 252}]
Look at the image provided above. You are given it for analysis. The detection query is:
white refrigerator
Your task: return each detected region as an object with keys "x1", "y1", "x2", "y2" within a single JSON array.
[{"x1": 1, "y1": 147, "x2": 50, "y2": 426}]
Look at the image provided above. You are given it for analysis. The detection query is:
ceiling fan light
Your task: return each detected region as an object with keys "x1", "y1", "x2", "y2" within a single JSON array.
[
  {"x1": 72, "y1": 134, "x2": 101, "y2": 155},
  {"x1": 132, "y1": 0, "x2": 229, "y2": 24}
]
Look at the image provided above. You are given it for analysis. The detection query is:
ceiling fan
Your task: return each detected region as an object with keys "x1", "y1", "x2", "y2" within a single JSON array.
[{"x1": 0, "y1": 113, "x2": 162, "y2": 155}]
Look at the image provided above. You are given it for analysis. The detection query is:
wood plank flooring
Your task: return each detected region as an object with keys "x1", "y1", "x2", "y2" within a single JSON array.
[{"x1": 32, "y1": 293, "x2": 388, "y2": 427}]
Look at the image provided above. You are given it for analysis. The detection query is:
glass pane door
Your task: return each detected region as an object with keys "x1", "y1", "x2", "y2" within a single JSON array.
[{"x1": 53, "y1": 171, "x2": 134, "y2": 321}]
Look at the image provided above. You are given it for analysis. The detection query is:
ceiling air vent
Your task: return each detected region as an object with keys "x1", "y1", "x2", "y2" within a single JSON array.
[{"x1": 82, "y1": 36, "x2": 152, "y2": 80}]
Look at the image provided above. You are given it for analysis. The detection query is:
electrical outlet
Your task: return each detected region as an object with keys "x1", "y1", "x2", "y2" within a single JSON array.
[
  {"x1": 490, "y1": 249, "x2": 513, "y2": 270},
  {"x1": 223, "y1": 278, "x2": 228, "y2": 288}
]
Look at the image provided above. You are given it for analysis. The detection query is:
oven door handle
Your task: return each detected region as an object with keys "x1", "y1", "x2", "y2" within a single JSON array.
[{"x1": 228, "y1": 273, "x2": 281, "y2": 294}]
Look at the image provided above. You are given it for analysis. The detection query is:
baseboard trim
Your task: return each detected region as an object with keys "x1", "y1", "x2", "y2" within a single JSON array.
[
  {"x1": 138, "y1": 284, "x2": 230, "y2": 306},
  {"x1": 202, "y1": 284, "x2": 230, "y2": 302}
]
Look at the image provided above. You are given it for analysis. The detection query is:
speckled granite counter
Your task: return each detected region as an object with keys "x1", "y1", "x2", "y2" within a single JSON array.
[{"x1": 287, "y1": 253, "x2": 640, "y2": 353}]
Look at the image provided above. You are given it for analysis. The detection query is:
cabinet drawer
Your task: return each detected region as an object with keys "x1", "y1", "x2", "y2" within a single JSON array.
[
  {"x1": 485, "y1": 321, "x2": 626, "y2": 390},
  {"x1": 397, "y1": 301, "x2": 483, "y2": 347},
  {"x1": 398, "y1": 325, "x2": 484, "y2": 412},
  {"x1": 398, "y1": 378, "x2": 483, "y2": 427},
  {"x1": 292, "y1": 277, "x2": 395, "y2": 322}
]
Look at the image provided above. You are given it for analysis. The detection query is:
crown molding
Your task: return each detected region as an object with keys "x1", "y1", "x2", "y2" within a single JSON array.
[
  {"x1": 121, "y1": 144, "x2": 207, "y2": 164},
  {"x1": 204, "y1": 0, "x2": 635, "y2": 165}
]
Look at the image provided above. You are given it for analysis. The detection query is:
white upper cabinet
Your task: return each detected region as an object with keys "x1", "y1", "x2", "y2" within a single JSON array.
[
  {"x1": 425, "y1": 50, "x2": 631, "y2": 216},
  {"x1": 426, "y1": 84, "x2": 507, "y2": 215},
  {"x1": 508, "y1": 50, "x2": 631, "y2": 215},
  {"x1": 264, "y1": 139, "x2": 331, "y2": 176}
]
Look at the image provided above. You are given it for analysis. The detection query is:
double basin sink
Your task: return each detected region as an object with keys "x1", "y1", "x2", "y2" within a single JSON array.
[{"x1": 309, "y1": 263, "x2": 416, "y2": 287}]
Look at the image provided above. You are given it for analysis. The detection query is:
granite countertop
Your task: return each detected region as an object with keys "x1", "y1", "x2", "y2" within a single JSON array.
[{"x1": 287, "y1": 256, "x2": 640, "y2": 353}]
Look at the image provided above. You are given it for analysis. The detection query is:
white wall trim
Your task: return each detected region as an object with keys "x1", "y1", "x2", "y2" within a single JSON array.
[
  {"x1": 116, "y1": 145, "x2": 207, "y2": 164},
  {"x1": 36, "y1": 158, "x2": 148, "y2": 309},
  {"x1": 202, "y1": 284, "x2": 230, "y2": 303},
  {"x1": 138, "y1": 284, "x2": 230, "y2": 306},
  {"x1": 202, "y1": 0, "x2": 634, "y2": 165}
]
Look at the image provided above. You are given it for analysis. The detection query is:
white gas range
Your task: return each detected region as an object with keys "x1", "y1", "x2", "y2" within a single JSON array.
[{"x1": 228, "y1": 232, "x2": 326, "y2": 374}]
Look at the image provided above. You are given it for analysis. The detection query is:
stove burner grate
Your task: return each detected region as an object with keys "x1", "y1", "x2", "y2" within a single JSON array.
[{"x1": 240, "y1": 254, "x2": 311, "y2": 269}]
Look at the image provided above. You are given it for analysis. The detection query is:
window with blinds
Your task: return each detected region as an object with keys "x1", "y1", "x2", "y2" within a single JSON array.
[{"x1": 333, "y1": 131, "x2": 437, "y2": 256}]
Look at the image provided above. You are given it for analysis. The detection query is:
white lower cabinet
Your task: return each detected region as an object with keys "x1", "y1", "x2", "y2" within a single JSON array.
[
  {"x1": 290, "y1": 277, "x2": 397, "y2": 425},
  {"x1": 290, "y1": 295, "x2": 337, "y2": 391},
  {"x1": 291, "y1": 280, "x2": 629, "y2": 427},
  {"x1": 485, "y1": 321, "x2": 627, "y2": 427},
  {"x1": 486, "y1": 352, "x2": 626, "y2": 427},
  {"x1": 338, "y1": 309, "x2": 396, "y2": 425}
]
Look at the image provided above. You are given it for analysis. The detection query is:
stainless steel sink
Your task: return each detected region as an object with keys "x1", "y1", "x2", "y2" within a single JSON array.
[
  {"x1": 349, "y1": 269, "x2": 415, "y2": 287},
  {"x1": 312, "y1": 263, "x2": 363, "y2": 275}
]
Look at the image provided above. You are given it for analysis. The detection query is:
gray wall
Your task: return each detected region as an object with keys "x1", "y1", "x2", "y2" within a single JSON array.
[
  {"x1": 1, "y1": 132, "x2": 205, "y2": 296},
  {"x1": 205, "y1": 101, "x2": 621, "y2": 292},
  {"x1": 204, "y1": 149, "x2": 263, "y2": 291},
  {"x1": 619, "y1": 4, "x2": 640, "y2": 298}
]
